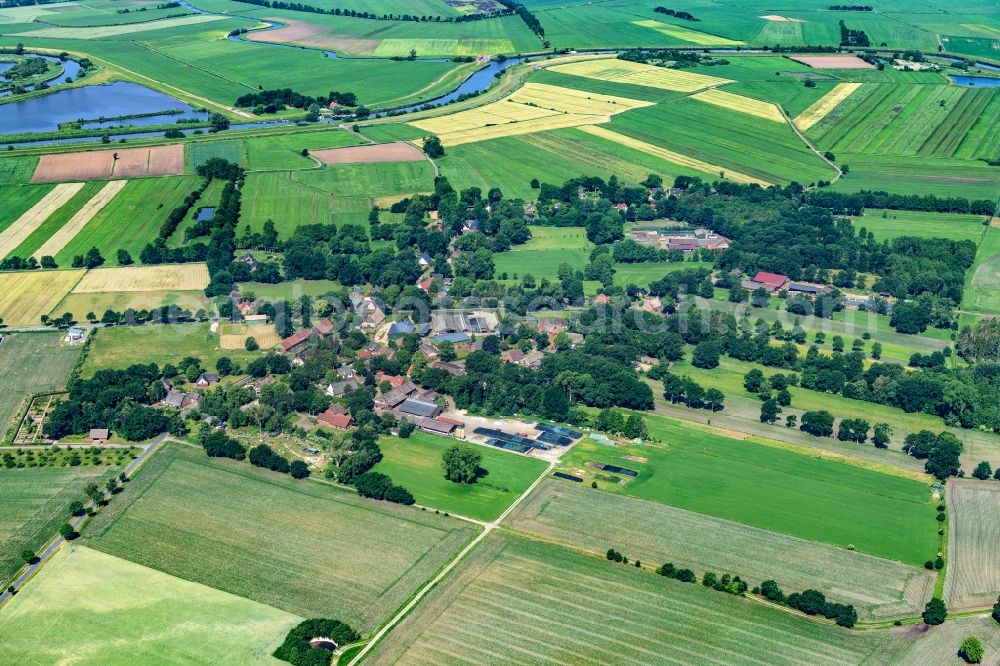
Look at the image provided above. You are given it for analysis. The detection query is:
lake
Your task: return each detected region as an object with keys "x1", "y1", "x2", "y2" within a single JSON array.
[{"x1": 0, "y1": 82, "x2": 207, "y2": 135}]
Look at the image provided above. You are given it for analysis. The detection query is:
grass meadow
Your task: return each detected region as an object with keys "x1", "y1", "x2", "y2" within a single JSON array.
[
  {"x1": 83, "y1": 444, "x2": 477, "y2": 631},
  {"x1": 245, "y1": 129, "x2": 361, "y2": 171},
  {"x1": 559, "y1": 414, "x2": 938, "y2": 565},
  {"x1": 964, "y1": 226, "x2": 1000, "y2": 316},
  {"x1": 0, "y1": 466, "x2": 113, "y2": 585},
  {"x1": 81, "y1": 322, "x2": 258, "y2": 376},
  {"x1": 53, "y1": 176, "x2": 204, "y2": 266},
  {"x1": 0, "y1": 545, "x2": 300, "y2": 665},
  {"x1": 366, "y1": 531, "x2": 884, "y2": 666},
  {"x1": 850, "y1": 209, "x2": 988, "y2": 242},
  {"x1": 239, "y1": 278, "x2": 342, "y2": 301},
  {"x1": 373, "y1": 431, "x2": 548, "y2": 520},
  {"x1": 828, "y1": 153, "x2": 1000, "y2": 199},
  {"x1": 6, "y1": 181, "x2": 103, "y2": 260},
  {"x1": 187, "y1": 140, "x2": 244, "y2": 170},
  {"x1": 944, "y1": 479, "x2": 1000, "y2": 611},
  {"x1": 0, "y1": 332, "x2": 81, "y2": 436},
  {"x1": 0, "y1": 156, "x2": 39, "y2": 186},
  {"x1": 508, "y1": 480, "x2": 935, "y2": 621},
  {"x1": 241, "y1": 172, "x2": 375, "y2": 235}
]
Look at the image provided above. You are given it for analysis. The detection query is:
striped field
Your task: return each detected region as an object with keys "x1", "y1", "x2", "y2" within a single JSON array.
[
  {"x1": 547, "y1": 58, "x2": 731, "y2": 92},
  {"x1": 0, "y1": 183, "x2": 82, "y2": 259},
  {"x1": 793, "y1": 82, "x2": 863, "y2": 131},
  {"x1": 31, "y1": 181, "x2": 127, "y2": 260},
  {"x1": 71, "y1": 264, "x2": 209, "y2": 293},
  {"x1": 0, "y1": 269, "x2": 85, "y2": 326},
  {"x1": 692, "y1": 88, "x2": 784, "y2": 123}
]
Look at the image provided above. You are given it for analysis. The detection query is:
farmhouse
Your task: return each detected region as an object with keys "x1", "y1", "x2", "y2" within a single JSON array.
[
  {"x1": 194, "y1": 373, "x2": 220, "y2": 388},
  {"x1": 630, "y1": 227, "x2": 731, "y2": 252},
  {"x1": 742, "y1": 271, "x2": 789, "y2": 293},
  {"x1": 788, "y1": 282, "x2": 831, "y2": 297},
  {"x1": 325, "y1": 379, "x2": 359, "y2": 397},
  {"x1": 280, "y1": 329, "x2": 313, "y2": 353},
  {"x1": 317, "y1": 409, "x2": 352, "y2": 430},
  {"x1": 162, "y1": 389, "x2": 198, "y2": 410},
  {"x1": 501, "y1": 348, "x2": 525, "y2": 364},
  {"x1": 431, "y1": 311, "x2": 498, "y2": 336},
  {"x1": 66, "y1": 327, "x2": 85, "y2": 343},
  {"x1": 398, "y1": 399, "x2": 443, "y2": 419}
]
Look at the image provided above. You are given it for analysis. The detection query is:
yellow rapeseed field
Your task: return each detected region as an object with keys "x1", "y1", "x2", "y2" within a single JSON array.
[
  {"x1": 577, "y1": 126, "x2": 771, "y2": 186},
  {"x1": 71, "y1": 263, "x2": 210, "y2": 293},
  {"x1": 0, "y1": 269, "x2": 85, "y2": 326},
  {"x1": 793, "y1": 82, "x2": 863, "y2": 131},
  {"x1": 547, "y1": 59, "x2": 731, "y2": 92},
  {"x1": 691, "y1": 89, "x2": 785, "y2": 123},
  {"x1": 411, "y1": 83, "x2": 652, "y2": 146}
]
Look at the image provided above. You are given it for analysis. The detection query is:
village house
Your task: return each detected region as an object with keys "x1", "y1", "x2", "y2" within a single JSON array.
[
  {"x1": 336, "y1": 365, "x2": 356, "y2": 380},
  {"x1": 162, "y1": 389, "x2": 199, "y2": 410},
  {"x1": 743, "y1": 271, "x2": 790, "y2": 294},
  {"x1": 594, "y1": 293, "x2": 610, "y2": 304},
  {"x1": 325, "y1": 378, "x2": 359, "y2": 397},
  {"x1": 501, "y1": 348, "x2": 525, "y2": 364},
  {"x1": 315, "y1": 318, "x2": 335, "y2": 337},
  {"x1": 431, "y1": 360, "x2": 465, "y2": 376},
  {"x1": 317, "y1": 409, "x2": 353, "y2": 430},
  {"x1": 279, "y1": 329, "x2": 313, "y2": 354},
  {"x1": 194, "y1": 373, "x2": 220, "y2": 388}
]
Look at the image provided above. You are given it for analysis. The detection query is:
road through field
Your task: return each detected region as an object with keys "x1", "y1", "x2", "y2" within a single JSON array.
[
  {"x1": 31, "y1": 181, "x2": 127, "y2": 260},
  {"x1": 0, "y1": 183, "x2": 82, "y2": 259}
]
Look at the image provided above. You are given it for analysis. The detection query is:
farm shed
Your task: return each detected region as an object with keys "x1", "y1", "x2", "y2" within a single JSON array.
[
  {"x1": 398, "y1": 399, "x2": 443, "y2": 419},
  {"x1": 89, "y1": 428, "x2": 109, "y2": 443}
]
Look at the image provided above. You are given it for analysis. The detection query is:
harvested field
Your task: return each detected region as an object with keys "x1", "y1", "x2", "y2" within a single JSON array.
[
  {"x1": 247, "y1": 18, "x2": 380, "y2": 54},
  {"x1": 944, "y1": 479, "x2": 1000, "y2": 610},
  {"x1": 32, "y1": 146, "x2": 184, "y2": 183},
  {"x1": 72, "y1": 263, "x2": 209, "y2": 293},
  {"x1": 793, "y1": 82, "x2": 863, "y2": 131},
  {"x1": 791, "y1": 55, "x2": 875, "y2": 69},
  {"x1": 547, "y1": 58, "x2": 731, "y2": 92},
  {"x1": 411, "y1": 83, "x2": 652, "y2": 146},
  {"x1": 508, "y1": 480, "x2": 935, "y2": 621},
  {"x1": 220, "y1": 323, "x2": 281, "y2": 350},
  {"x1": 0, "y1": 270, "x2": 85, "y2": 326},
  {"x1": 52, "y1": 290, "x2": 206, "y2": 321},
  {"x1": 760, "y1": 15, "x2": 804, "y2": 22},
  {"x1": 0, "y1": 183, "x2": 83, "y2": 259},
  {"x1": 312, "y1": 142, "x2": 425, "y2": 164},
  {"x1": 366, "y1": 532, "x2": 882, "y2": 666},
  {"x1": 577, "y1": 125, "x2": 770, "y2": 185},
  {"x1": 31, "y1": 181, "x2": 127, "y2": 260},
  {"x1": 691, "y1": 89, "x2": 784, "y2": 123},
  {"x1": 10, "y1": 13, "x2": 226, "y2": 39},
  {"x1": 631, "y1": 19, "x2": 745, "y2": 46}
]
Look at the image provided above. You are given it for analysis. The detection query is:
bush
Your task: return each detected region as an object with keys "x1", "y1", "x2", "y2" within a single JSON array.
[
  {"x1": 249, "y1": 444, "x2": 290, "y2": 473},
  {"x1": 959, "y1": 636, "x2": 983, "y2": 664},
  {"x1": 289, "y1": 460, "x2": 310, "y2": 479},
  {"x1": 273, "y1": 618, "x2": 359, "y2": 666}
]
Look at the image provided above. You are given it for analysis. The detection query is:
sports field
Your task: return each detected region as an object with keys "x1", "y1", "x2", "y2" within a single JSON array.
[
  {"x1": 944, "y1": 479, "x2": 1000, "y2": 611},
  {"x1": 366, "y1": 532, "x2": 883, "y2": 666},
  {"x1": 0, "y1": 466, "x2": 111, "y2": 584},
  {"x1": 508, "y1": 480, "x2": 934, "y2": 622},
  {"x1": 83, "y1": 445, "x2": 477, "y2": 631},
  {"x1": 558, "y1": 414, "x2": 937, "y2": 565},
  {"x1": 0, "y1": 545, "x2": 300, "y2": 665},
  {"x1": 411, "y1": 82, "x2": 653, "y2": 146},
  {"x1": 81, "y1": 322, "x2": 256, "y2": 376},
  {"x1": 0, "y1": 332, "x2": 81, "y2": 437},
  {"x1": 373, "y1": 431, "x2": 547, "y2": 521},
  {"x1": 72, "y1": 263, "x2": 210, "y2": 293},
  {"x1": 0, "y1": 269, "x2": 85, "y2": 326}
]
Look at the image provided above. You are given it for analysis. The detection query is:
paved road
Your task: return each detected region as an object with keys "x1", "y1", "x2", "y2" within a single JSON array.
[{"x1": 0, "y1": 433, "x2": 167, "y2": 608}]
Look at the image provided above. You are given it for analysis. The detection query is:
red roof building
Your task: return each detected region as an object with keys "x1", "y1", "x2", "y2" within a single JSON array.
[
  {"x1": 594, "y1": 293, "x2": 610, "y2": 304},
  {"x1": 317, "y1": 409, "x2": 353, "y2": 430},
  {"x1": 280, "y1": 329, "x2": 312, "y2": 352},
  {"x1": 315, "y1": 318, "x2": 334, "y2": 336},
  {"x1": 752, "y1": 271, "x2": 789, "y2": 290}
]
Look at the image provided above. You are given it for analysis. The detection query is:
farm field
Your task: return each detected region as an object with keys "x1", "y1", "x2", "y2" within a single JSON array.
[
  {"x1": 545, "y1": 58, "x2": 731, "y2": 93},
  {"x1": 292, "y1": 161, "x2": 435, "y2": 198},
  {"x1": 372, "y1": 431, "x2": 548, "y2": 521},
  {"x1": 0, "y1": 156, "x2": 39, "y2": 186},
  {"x1": 219, "y1": 323, "x2": 280, "y2": 350},
  {"x1": 0, "y1": 545, "x2": 299, "y2": 665},
  {"x1": 0, "y1": 269, "x2": 85, "y2": 326},
  {"x1": 828, "y1": 153, "x2": 1000, "y2": 199},
  {"x1": 81, "y1": 321, "x2": 256, "y2": 376},
  {"x1": 850, "y1": 209, "x2": 989, "y2": 242},
  {"x1": 0, "y1": 332, "x2": 81, "y2": 437},
  {"x1": 793, "y1": 82, "x2": 863, "y2": 131},
  {"x1": 0, "y1": 182, "x2": 84, "y2": 259},
  {"x1": 71, "y1": 263, "x2": 210, "y2": 293},
  {"x1": 239, "y1": 279, "x2": 343, "y2": 301},
  {"x1": 9, "y1": 13, "x2": 228, "y2": 39},
  {"x1": 0, "y1": 466, "x2": 112, "y2": 585},
  {"x1": 613, "y1": 260, "x2": 713, "y2": 289},
  {"x1": 83, "y1": 444, "x2": 477, "y2": 631},
  {"x1": 244, "y1": 129, "x2": 361, "y2": 170},
  {"x1": 508, "y1": 480, "x2": 935, "y2": 621},
  {"x1": 187, "y1": 140, "x2": 244, "y2": 170},
  {"x1": 31, "y1": 146, "x2": 184, "y2": 183},
  {"x1": 411, "y1": 82, "x2": 654, "y2": 146},
  {"x1": 312, "y1": 142, "x2": 425, "y2": 165},
  {"x1": 53, "y1": 176, "x2": 204, "y2": 265},
  {"x1": 241, "y1": 171, "x2": 381, "y2": 234},
  {"x1": 964, "y1": 226, "x2": 1000, "y2": 316},
  {"x1": 4, "y1": 182, "x2": 106, "y2": 261},
  {"x1": 365, "y1": 532, "x2": 884, "y2": 666},
  {"x1": 558, "y1": 414, "x2": 937, "y2": 566},
  {"x1": 689, "y1": 88, "x2": 783, "y2": 123},
  {"x1": 944, "y1": 480, "x2": 1000, "y2": 611},
  {"x1": 31, "y1": 180, "x2": 127, "y2": 260},
  {"x1": 0, "y1": 185, "x2": 56, "y2": 237},
  {"x1": 50, "y1": 289, "x2": 206, "y2": 321}
]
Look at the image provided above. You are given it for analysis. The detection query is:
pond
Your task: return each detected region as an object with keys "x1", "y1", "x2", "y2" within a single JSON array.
[
  {"x1": 0, "y1": 82, "x2": 207, "y2": 135},
  {"x1": 0, "y1": 55, "x2": 82, "y2": 98},
  {"x1": 950, "y1": 75, "x2": 1000, "y2": 88}
]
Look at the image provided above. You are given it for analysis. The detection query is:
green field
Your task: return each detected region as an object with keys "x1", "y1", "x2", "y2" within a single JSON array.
[
  {"x1": 828, "y1": 153, "x2": 1000, "y2": 199},
  {"x1": 242, "y1": 172, "x2": 361, "y2": 235},
  {"x1": 187, "y1": 140, "x2": 244, "y2": 170},
  {"x1": 0, "y1": 466, "x2": 113, "y2": 585},
  {"x1": 81, "y1": 322, "x2": 258, "y2": 376},
  {"x1": 558, "y1": 413, "x2": 937, "y2": 565},
  {"x1": 83, "y1": 444, "x2": 477, "y2": 631},
  {"x1": 0, "y1": 332, "x2": 81, "y2": 439},
  {"x1": 0, "y1": 156, "x2": 38, "y2": 186},
  {"x1": 508, "y1": 479, "x2": 934, "y2": 621},
  {"x1": 850, "y1": 208, "x2": 989, "y2": 242},
  {"x1": 366, "y1": 531, "x2": 884, "y2": 666},
  {"x1": 239, "y1": 278, "x2": 343, "y2": 301},
  {"x1": 0, "y1": 545, "x2": 298, "y2": 665},
  {"x1": 0, "y1": 184, "x2": 54, "y2": 235},
  {"x1": 6, "y1": 181, "x2": 103, "y2": 260},
  {"x1": 54, "y1": 176, "x2": 203, "y2": 266},
  {"x1": 613, "y1": 260, "x2": 713, "y2": 288},
  {"x1": 964, "y1": 225, "x2": 1000, "y2": 316},
  {"x1": 293, "y1": 161, "x2": 435, "y2": 197},
  {"x1": 373, "y1": 431, "x2": 547, "y2": 521},
  {"x1": 244, "y1": 129, "x2": 361, "y2": 170}
]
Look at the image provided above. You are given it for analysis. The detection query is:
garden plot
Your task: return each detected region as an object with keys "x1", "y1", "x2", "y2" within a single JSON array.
[
  {"x1": 71, "y1": 263, "x2": 210, "y2": 293},
  {"x1": 31, "y1": 180, "x2": 127, "y2": 260},
  {"x1": 944, "y1": 479, "x2": 1000, "y2": 610},
  {"x1": 411, "y1": 83, "x2": 653, "y2": 146},
  {"x1": 691, "y1": 88, "x2": 784, "y2": 123},
  {"x1": 0, "y1": 269, "x2": 85, "y2": 326},
  {"x1": 32, "y1": 146, "x2": 184, "y2": 183},
  {"x1": 793, "y1": 82, "x2": 863, "y2": 131},
  {"x1": 0, "y1": 183, "x2": 82, "y2": 259},
  {"x1": 577, "y1": 126, "x2": 769, "y2": 185},
  {"x1": 547, "y1": 58, "x2": 731, "y2": 92},
  {"x1": 507, "y1": 480, "x2": 935, "y2": 622}
]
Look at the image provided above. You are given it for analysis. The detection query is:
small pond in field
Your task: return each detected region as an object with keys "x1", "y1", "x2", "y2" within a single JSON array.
[
  {"x1": 0, "y1": 82, "x2": 207, "y2": 135},
  {"x1": 950, "y1": 75, "x2": 1000, "y2": 88}
]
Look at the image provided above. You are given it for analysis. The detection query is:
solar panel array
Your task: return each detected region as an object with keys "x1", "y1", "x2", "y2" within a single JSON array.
[
  {"x1": 473, "y1": 427, "x2": 551, "y2": 451},
  {"x1": 536, "y1": 423, "x2": 582, "y2": 440}
]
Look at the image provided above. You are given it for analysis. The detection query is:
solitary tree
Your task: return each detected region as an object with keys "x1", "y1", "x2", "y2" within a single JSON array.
[
  {"x1": 959, "y1": 636, "x2": 984, "y2": 664},
  {"x1": 922, "y1": 597, "x2": 947, "y2": 626},
  {"x1": 442, "y1": 444, "x2": 482, "y2": 484},
  {"x1": 20, "y1": 549, "x2": 35, "y2": 565},
  {"x1": 422, "y1": 136, "x2": 444, "y2": 158},
  {"x1": 972, "y1": 461, "x2": 993, "y2": 480}
]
